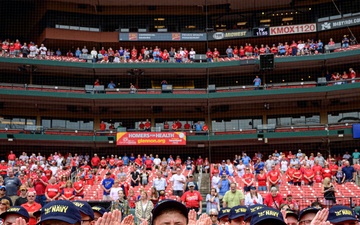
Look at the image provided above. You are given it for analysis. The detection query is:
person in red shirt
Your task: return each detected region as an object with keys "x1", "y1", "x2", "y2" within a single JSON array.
[
  {"x1": 119, "y1": 176, "x2": 130, "y2": 197},
  {"x1": 206, "y1": 48, "x2": 213, "y2": 63},
  {"x1": 314, "y1": 171, "x2": 323, "y2": 183},
  {"x1": 303, "y1": 165, "x2": 314, "y2": 185},
  {"x1": 259, "y1": 44, "x2": 266, "y2": 55},
  {"x1": 80, "y1": 161, "x2": 91, "y2": 175},
  {"x1": 7, "y1": 151, "x2": 16, "y2": 166},
  {"x1": 144, "y1": 119, "x2": 151, "y2": 132},
  {"x1": 139, "y1": 121, "x2": 145, "y2": 130},
  {"x1": 33, "y1": 171, "x2": 48, "y2": 207},
  {"x1": 162, "y1": 49, "x2": 169, "y2": 63},
  {"x1": 127, "y1": 189, "x2": 136, "y2": 208},
  {"x1": 0, "y1": 160, "x2": 8, "y2": 178},
  {"x1": 213, "y1": 48, "x2": 220, "y2": 62},
  {"x1": 196, "y1": 156, "x2": 203, "y2": 173},
  {"x1": 184, "y1": 121, "x2": 191, "y2": 130},
  {"x1": 292, "y1": 166, "x2": 303, "y2": 186},
  {"x1": 329, "y1": 160, "x2": 338, "y2": 176},
  {"x1": 212, "y1": 165, "x2": 219, "y2": 176},
  {"x1": 290, "y1": 40, "x2": 298, "y2": 56},
  {"x1": 312, "y1": 161, "x2": 323, "y2": 175},
  {"x1": 144, "y1": 157, "x2": 153, "y2": 171},
  {"x1": 267, "y1": 165, "x2": 280, "y2": 188},
  {"x1": 22, "y1": 191, "x2": 41, "y2": 225},
  {"x1": 181, "y1": 182, "x2": 202, "y2": 214},
  {"x1": 175, "y1": 120, "x2": 182, "y2": 129},
  {"x1": 117, "y1": 157, "x2": 124, "y2": 167},
  {"x1": 109, "y1": 156, "x2": 116, "y2": 169},
  {"x1": 99, "y1": 121, "x2": 106, "y2": 131},
  {"x1": 171, "y1": 121, "x2": 178, "y2": 131},
  {"x1": 61, "y1": 180, "x2": 75, "y2": 201},
  {"x1": 243, "y1": 168, "x2": 254, "y2": 192},
  {"x1": 322, "y1": 164, "x2": 332, "y2": 179},
  {"x1": 44, "y1": 165, "x2": 52, "y2": 180},
  {"x1": 85, "y1": 170, "x2": 95, "y2": 185},
  {"x1": 263, "y1": 186, "x2": 284, "y2": 209},
  {"x1": 135, "y1": 155, "x2": 142, "y2": 167},
  {"x1": 239, "y1": 46, "x2": 245, "y2": 58},
  {"x1": 45, "y1": 177, "x2": 60, "y2": 202},
  {"x1": 73, "y1": 176, "x2": 84, "y2": 198},
  {"x1": 246, "y1": 43, "x2": 254, "y2": 57},
  {"x1": 131, "y1": 46, "x2": 137, "y2": 61},
  {"x1": 257, "y1": 169, "x2": 267, "y2": 191},
  {"x1": 349, "y1": 68, "x2": 356, "y2": 83},
  {"x1": 202, "y1": 123, "x2": 209, "y2": 132},
  {"x1": 284, "y1": 194, "x2": 299, "y2": 212},
  {"x1": 100, "y1": 157, "x2": 107, "y2": 169},
  {"x1": 163, "y1": 121, "x2": 169, "y2": 130},
  {"x1": 91, "y1": 154, "x2": 100, "y2": 168},
  {"x1": 286, "y1": 165, "x2": 296, "y2": 184},
  {"x1": 175, "y1": 156, "x2": 182, "y2": 167},
  {"x1": 58, "y1": 175, "x2": 67, "y2": 191}
]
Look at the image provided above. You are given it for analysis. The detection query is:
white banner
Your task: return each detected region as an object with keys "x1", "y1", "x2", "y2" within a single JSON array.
[{"x1": 270, "y1": 23, "x2": 317, "y2": 36}]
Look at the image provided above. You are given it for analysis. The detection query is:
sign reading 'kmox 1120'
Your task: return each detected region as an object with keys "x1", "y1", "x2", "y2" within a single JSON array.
[
  {"x1": 116, "y1": 132, "x2": 186, "y2": 145},
  {"x1": 270, "y1": 23, "x2": 317, "y2": 36}
]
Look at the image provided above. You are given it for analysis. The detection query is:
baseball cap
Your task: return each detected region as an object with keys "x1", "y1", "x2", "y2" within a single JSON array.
[
  {"x1": 229, "y1": 206, "x2": 247, "y2": 220},
  {"x1": 106, "y1": 172, "x2": 111, "y2": 175},
  {"x1": 91, "y1": 206, "x2": 107, "y2": 216},
  {"x1": 298, "y1": 207, "x2": 319, "y2": 221},
  {"x1": 250, "y1": 207, "x2": 286, "y2": 225},
  {"x1": 73, "y1": 201, "x2": 94, "y2": 220},
  {"x1": 188, "y1": 182, "x2": 195, "y2": 187},
  {"x1": 37, "y1": 200, "x2": 81, "y2": 225},
  {"x1": 0, "y1": 186, "x2": 6, "y2": 190},
  {"x1": 188, "y1": 174, "x2": 194, "y2": 177},
  {"x1": 285, "y1": 210, "x2": 298, "y2": 219},
  {"x1": 0, "y1": 206, "x2": 29, "y2": 221},
  {"x1": 328, "y1": 205, "x2": 357, "y2": 224},
  {"x1": 218, "y1": 207, "x2": 231, "y2": 220},
  {"x1": 245, "y1": 204, "x2": 265, "y2": 221},
  {"x1": 152, "y1": 200, "x2": 188, "y2": 225}
]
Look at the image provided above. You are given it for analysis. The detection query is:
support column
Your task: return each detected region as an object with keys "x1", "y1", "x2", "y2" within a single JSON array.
[
  {"x1": 94, "y1": 116, "x2": 101, "y2": 130},
  {"x1": 320, "y1": 110, "x2": 328, "y2": 124},
  {"x1": 36, "y1": 115, "x2": 41, "y2": 126}
]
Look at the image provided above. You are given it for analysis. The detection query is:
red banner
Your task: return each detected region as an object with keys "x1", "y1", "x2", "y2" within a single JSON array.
[
  {"x1": 270, "y1": 23, "x2": 317, "y2": 36},
  {"x1": 116, "y1": 132, "x2": 186, "y2": 146}
]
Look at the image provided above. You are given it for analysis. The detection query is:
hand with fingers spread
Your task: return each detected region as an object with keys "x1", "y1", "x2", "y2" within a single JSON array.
[
  {"x1": 188, "y1": 209, "x2": 197, "y2": 225},
  {"x1": 121, "y1": 215, "x2": 135, "y2": 225},
  {"x1": 310, "y1": 208, "x2": 329, "y2": 225},
  {"x1": 11, "y1": 218, "x2": 27, "y2": 225}
]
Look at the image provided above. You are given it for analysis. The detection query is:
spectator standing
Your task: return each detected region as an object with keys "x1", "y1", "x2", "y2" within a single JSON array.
[
  {"x1": 15, "y1": 185, "x2": 28, "y2": 206},
  {"x1": 267, "y1": 164, "x2": 281, "y2": 188},
  {"x1": 244, "y1": 186, "x2": 263, "y2": 206},
  {"x1": 33, "y1": 171, "x2": 48, "y2": 207},
  {"x1": 263, "y1": 186, "x2": 284, "y2": 209},
  {"x1": 218, "y1": 174, "x2": 230, "y2": 198},
  {"x1": 109, "y1": 180, "x2": 122, "y2": 201},
  {"x1": 44, "y1": 177, "x2": 60, "y2": 202},
  {"x1": 257, "y1": 168, "x2": 267, "y2": 191},
  {"x1": 0, "y1": 161, "x2": 8, "y2": 179},
  {"x1": 322, "y1": 177, "x2": 336, "y2": 208},
  {"x1": 135, "y1": 191, "x2": 153, "y2": 225},
  {"x1": 342, "y1": 35, "x2": 349, "y2": 48},
  {"x1": 130, "y1": 167, "x2": 140, "y2": 187},
  {"x1": 110, "y1": 189, "x2": 129, "y2": 220},
  {"x1": 206, "y1": 188, "x2": 220, "y2": 214},
  {"x1": 222, "y1": 183, "x2": 245, "y2": 208},
  {"x1": 0, "y1": 186, "x2": 12, "y2": 206},
  {"x1": 253, "y1": 76, "x2": 261, "y2": 90},
  {"x1": 342, "y1": 161, "x2": 356, "y2": 182},
  {"x1": 226, "y1": 46, "x2": 233, "y2": 57},
  {"x1": 181, "y1": 182, "x2": 202, "y2": 214},
  {"x1": 152, "y1": 171, "x2": 167, "y2": 196},
  {"x1": 21, "y1": 191, "x2": 41, "y2": 225},
  {"x1": 184, "y1": 174, "x2": 198, "y2": 192},
  {"x1": 101, "y1": 172, "x2": 114, "y2": 201},
  {"x1": 352, "y1": 149, "x2": 360, "y2": 165},
  {"x1": 211, "y1": 171, "x2": 220, "y2": 193},
  {"x1": 169, "y1": 167, "x2": 186, "y2": 197},
  {"x1": 4, "y1": 169, "x2": 21, "y2": 205},
  {"x1": 7, "y1": 151, "x2": 16, "y2": 166},
  {"x1": 61, "y1": 180, "x2": 75, "y2": 201},
  {"x1": 242, "y1": 168, "x2": 255, "y2": 192},
  {"x1": 314, "y1": 152, "x2": 325, "y2": 167}
]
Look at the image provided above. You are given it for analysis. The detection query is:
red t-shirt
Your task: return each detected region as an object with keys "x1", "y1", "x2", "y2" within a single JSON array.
[
  {"x1": 314, "y1": 175, "x2": 323, "y2": 183},
  {"x1": 0, "y1": 164, "x2": 8, "y2": 175},
  {"x1": 100, "y1": 159, "x2": 107, "y2": 167},
  {"x1": 164, "y1": 123, "x2": 169, "y2": 129},
  {"x1": 264, "y1": 193, "x2": 284, "y2": 209},
  {"x1": 139, "y1": 123, "x2": 145, "y2": 130},
  {"x1": 303, "y1": 169, "x2": 314, "y2": 184},
  {"x1": 62, "y1": 187, "x2": 75, "y2": 199},
  {"x1": 91, "y1": 157, "x2": 100, "y2": 167},
  {"x1": 171, "y1": 124, "x2": 178, "y2": 130},
  {"x1": 329, "y1": 164, "x2": 338, "y2": 176},
  {"x1": 135, "y1": 158, "x2": 142, "y2": 166},
  {"x1": 176, "y1": 121, "x2": 182, "y2": 129},
  {"x1": 117, "y1": 160, "x2": 124, "y2": 167},
  {"x1": 243, "y1": 173, "x2": 254, "y2": 186},
  {"x1": 145, "y1": 159, "x2": 153, "y2": 169},
  {"x1": 312, "y1": 165, "x2": 323, "y2": 174},
  {"x1": 286, "y1": 168, "x2": 295, "y2": 182},
  {"x1": 74, "y1": 181, "x2": 84, "y2": 196},
  {"x1": 109, "y1": 159, "x2": 115, "y2": 166},
  {"x1": 257, "y1": 173, "x2": 267, "y2": 186},
  {"x1": 22, "y1": 202, "x2": 42, "y2": 225},
  {"x1": 34, "y1": 176, "x2": 48, "y2": 195},
  {"x1": 181, "y1": 191, "x2": 203, "y2": 208},
  {"x1": 45, "y1": 184, "x2": 60, "y2": 199},
  {"x1": 85, "y1": 174, "x2": 94, "y2": 185},
  {"x1": 144, "y1": 122, "x2": 151, "y2": 129},
  {"x1": 213, "y1": 51, "x2": 219, "y2": 58},
  {"x1": 322, "y1": 168, "x2": 332, "y2": 179},
  {"x1": 8, "y1": 154, "x2": 16, "y2": 161},
  {"x1": 206, "y1": 51, "x2": 213, "y2": 59},
  {"x1": 184, "y1": 123, "x2": 190, "y2": 129},
  {"x1": 119, "y1": 182, "x2": 130, "y2": 196},
  {"x1": 44, "y1": 169, "x2": 52, "y2": 180},
  {"x1": 100, "y1": 123, "x2": 106, "y2": 130},
  {"x1": 175, "y1": 159, "x2": 182, "y2": 167},
  {"x1": 196, "y1": 158, "x2": 203, "y2": 166},
  {"x1": 292, "y1": 170, "x2": 302, "y2": 182},
  {"x1": 268, "y1": 170, "x2": 280, "y2": 184}
]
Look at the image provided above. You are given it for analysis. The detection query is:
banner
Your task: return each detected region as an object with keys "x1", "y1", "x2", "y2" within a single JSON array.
[
  {"x1": 119, "y1": 33, "x2": 207, "y2": 41},
  {"x1": 270, "y1": 23, "x2": 317, "y2": 36},
  {"x1": 207, "y1": 29, "x2": 251, "y2": 40},
  {"x1": 116, "y1": 132, "x2": 186, "y2": 146},
  {"x1": 318, "y1": 15, "x2": 360, "y2": 31}
]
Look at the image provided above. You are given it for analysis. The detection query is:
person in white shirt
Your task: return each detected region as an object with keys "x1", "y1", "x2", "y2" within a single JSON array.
[
  {"x1": 211, "y1": 172, "x2": 221, "y2": 193},
  {"x1": 82, "y1": 46, "x2": 88, "y2": 55},
  {"x1": 39, "y1": 44, "x2": 47, "y2": 58},
  {"x1": 109, "y1": 180, "x2": 123, "y2": 200},
  {"x1": 91, "y1": 47, "x2": 97, "y2": 62},
  {"x1": 280, "y1": 158, "x2": 288, "y2": 173},
  {"x1": 236, "y1": 161, "x2": 246, "y2": 177},
  {"x1": 189, "y1": 48, "x2": 196, "y2": 62},
  {"x1": 244, "y1": 186, "x2": 263, "y2": 206},
  {"x1": 153, "y1": 155, "x2": 161, "y2": 169},
  {"x1": 152, "y1": 171, "x2": 167, "y2": 195},
  {"x1": 169, "y1": 167, "x2": 186, "y2": 197}
]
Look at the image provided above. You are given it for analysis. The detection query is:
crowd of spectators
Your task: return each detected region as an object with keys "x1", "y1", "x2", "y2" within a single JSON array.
[
  {"x1": 0, "y1": 149, "x2": 359, "y2": 225},
  {"x1": 0, "y1": 34, "x2": 357, "y2": 64}
]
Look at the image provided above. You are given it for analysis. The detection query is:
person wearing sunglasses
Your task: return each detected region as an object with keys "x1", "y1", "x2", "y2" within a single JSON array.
[
  {"x1": 209, "y1": 209, "x2": 219, "y2": 225},
  {"x1": 21, "y1": 191, "x2": 41, "y2": 225}
]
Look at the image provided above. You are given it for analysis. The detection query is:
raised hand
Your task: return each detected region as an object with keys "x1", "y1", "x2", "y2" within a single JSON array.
[
  {"x1": 310, "y1": 208, "x2": 329, "y2": 225},
  {"x1": 12, "y1": 217, "x2": 27, "y2": 225},
  {"x1": 121, "y1": 215, "x2": 135, "y2": 225},
  {"x1": 188, "y1": 210, "x2": 197, "y2": 225}
]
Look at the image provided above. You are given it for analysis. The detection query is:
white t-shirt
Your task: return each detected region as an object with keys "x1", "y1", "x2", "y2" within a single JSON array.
[
  {"x1": 244, "y1": 193, "x2": 263, "y2": 206},
  {"x1": 169, "y1": 174, "x2": 186, "y2": 191},
  {"x1": 110, "y1": 187, "x2": 123, "y2": 200},
  {"x1": 39, "y1": 47, "x2": 47, "y2": 55},
  {"x1": 211, "y1": 175, "x2": 221, "y2": 192},
  {"x1": 189, "y1": 51, "x2": 196, "y2": 59},
  {"x1": 153, "y1": 158, "x2": 161, "y2": 166},
  {"x1": 281, "y1": 160, "x2": 288, "y2": 172}
]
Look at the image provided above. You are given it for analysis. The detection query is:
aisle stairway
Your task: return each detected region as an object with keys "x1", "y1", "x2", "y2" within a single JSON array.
[{"x1": 194, "y1": 172, "x2": 211, "y2": 212}]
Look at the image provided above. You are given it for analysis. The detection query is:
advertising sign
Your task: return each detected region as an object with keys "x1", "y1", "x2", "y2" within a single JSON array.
[
  {"x1": 116, "y1": 132, "x2": 186, "y2": 146},
  {"x1": 270, "y1": 23, "x2": 317, "y2": 36},
  {"x1": 318, "y1": 15, "x2": 360, "y2": 31},
  {"x1": 119, "y1": 33, "x2": 206, "y2": 41},
  {"x1": 253, "y1": 27, "x2": 270, "y2": 36},
  {"x1": 207, "y1": 29, "x2": 251, "y2": 40}
]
